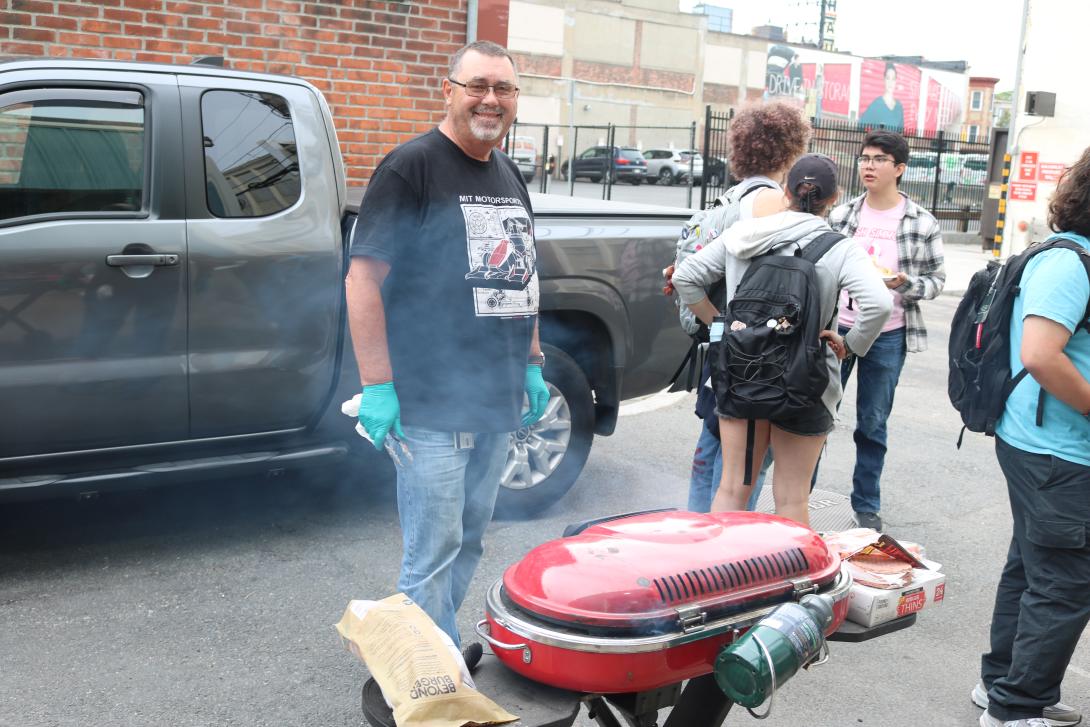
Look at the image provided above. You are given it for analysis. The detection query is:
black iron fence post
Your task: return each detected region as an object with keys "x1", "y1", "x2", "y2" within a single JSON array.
[
  {"x1": 605, "y1": 123, "x2": 615, "y2": 201},
  {"x1": 686, "y1": 120, "x2": 696, "y2": 209},
  {"x1": 540, "y1": 125, "x2": 549, "y2": 193},
  {"x1": 700, "y1": 105, "x2": 712, "y2": 209},
  {"x1": 568, "y1": 126, "x2": 578, "y2": 196},
  {"x1": 931, "y1": 130, "x2": 945, "y2": 213}
]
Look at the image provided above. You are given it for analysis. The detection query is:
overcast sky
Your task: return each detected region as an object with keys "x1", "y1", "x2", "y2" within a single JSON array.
[{"x1": 683, "y1": 0, "x2": 1025, "y2": 89}]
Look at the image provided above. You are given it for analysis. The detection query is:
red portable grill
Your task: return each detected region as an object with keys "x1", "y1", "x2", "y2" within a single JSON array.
[{"x1": 477, "y1": 510, "x2": 851, "y2": 694}]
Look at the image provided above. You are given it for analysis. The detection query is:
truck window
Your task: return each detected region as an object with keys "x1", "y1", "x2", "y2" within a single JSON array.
[
  {"x1": 0, "y1": 89, "x2": 144, "y2": 223},
  {"x1": 200, "y1": 90, "x2": 300, "y2": 218}
]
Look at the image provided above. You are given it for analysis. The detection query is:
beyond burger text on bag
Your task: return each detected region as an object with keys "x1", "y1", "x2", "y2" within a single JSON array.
[{"x1": 336, "y1": 594, "x2": 517, "y2": 727}]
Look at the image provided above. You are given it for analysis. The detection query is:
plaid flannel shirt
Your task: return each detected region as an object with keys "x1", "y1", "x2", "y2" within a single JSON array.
[{"x1": 829, "y1": 192, "x2": 946, "y2": 353}]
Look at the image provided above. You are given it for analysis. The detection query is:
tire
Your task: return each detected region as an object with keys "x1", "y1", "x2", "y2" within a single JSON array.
[
  {"x1": 560, "y1": 163, "x2": 569, "y2": 181},
  {"x1": 707, "y1": 172, "x2": 722, "y2": 187},
  {"x1": 658, "y1": 168, "x2": 675, "y2": 186},
  {"x1": 630, "y1": 178, "x2": 642, "y2": 186},
  {"x1": 493, "y1": 347, "x2": 594, "y2": 519},
  {"x1": 589, "y1": 173, "x2": 602, "y2": 183}
]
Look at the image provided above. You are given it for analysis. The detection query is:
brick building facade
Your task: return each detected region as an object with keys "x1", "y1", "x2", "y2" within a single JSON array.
[{"x1": 1, "y1": 0, "x2": 504, "y2": 184}]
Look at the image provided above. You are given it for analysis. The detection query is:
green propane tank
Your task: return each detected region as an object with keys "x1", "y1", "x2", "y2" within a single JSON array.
[{"x1": 713, "y1": 594, "x2": 834, "y2": 710}]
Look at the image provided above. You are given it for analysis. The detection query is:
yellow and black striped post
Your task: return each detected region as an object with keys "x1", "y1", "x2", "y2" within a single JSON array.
[{"x1": 993, "y1": 152, "x2": 1012, "y2": 258}]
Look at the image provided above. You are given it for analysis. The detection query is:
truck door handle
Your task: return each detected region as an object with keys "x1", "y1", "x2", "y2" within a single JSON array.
[{"x1": 106, "y1": 254, "x2": 179, "y2": 267}]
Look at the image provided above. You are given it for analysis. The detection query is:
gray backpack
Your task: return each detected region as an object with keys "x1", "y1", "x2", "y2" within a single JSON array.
[{"x1": 673, "y1": 180, "x2": 774, "y2": 338}]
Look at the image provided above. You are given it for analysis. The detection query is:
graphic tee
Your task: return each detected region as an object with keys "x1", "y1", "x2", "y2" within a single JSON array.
[
  {"x1": 350, "y1": 129, "x2": 537, "y2": 433},
  {"x1": 839, "y1": 197, "x2": 906, "y2": 332}
]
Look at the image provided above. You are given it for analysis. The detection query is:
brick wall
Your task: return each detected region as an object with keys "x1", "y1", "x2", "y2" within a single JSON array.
[{"x1": 0, "y1": 0, "x2": 469, "y2": 185}]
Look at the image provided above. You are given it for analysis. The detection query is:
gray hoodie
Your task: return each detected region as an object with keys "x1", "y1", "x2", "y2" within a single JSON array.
[{"x1": 672, "y1": 210, "x2": 892, "y2": 418}]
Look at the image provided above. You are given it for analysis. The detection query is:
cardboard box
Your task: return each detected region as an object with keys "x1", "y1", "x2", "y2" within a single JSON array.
[{"x1": 846, "y1": 562, "x2": 946, "y2": 627}]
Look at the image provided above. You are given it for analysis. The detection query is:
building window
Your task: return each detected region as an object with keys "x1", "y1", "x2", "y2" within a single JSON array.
[
  {"x1": 971, "y1": 90, "x2": 983, "y2": 111},
  {"x1": 201, "y1": 90, "x2": 300, "y2": 218},
  {"x1": 968, "y1": 125, "x2": 980, "y2": 142},
  {"x1": 0, "y1": 89, "x2": 145, "y2": 223}
]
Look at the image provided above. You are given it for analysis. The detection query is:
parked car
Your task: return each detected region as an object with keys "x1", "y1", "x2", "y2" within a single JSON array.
[
  {"x1": 507, "y1": 134, "x2": 536, "y2": 183},
  {"x1": 642, "y1": 148, "x2": 703, "y2": 186},
  {"x1": 703, "y1": 155, "x2": 727, "y2": 188},
  {"x1": 0, "y1": 59, "x2": 691, "y2": 517},
  {"x1": 560, "y1": 146, "x2": 647, "y2": 185},
  {"x1": 959, "y1": 153, "x2": 989, "y2": 186},
  {"x1": 903, "y1": 151, "x2": 938, "y2": 183}
]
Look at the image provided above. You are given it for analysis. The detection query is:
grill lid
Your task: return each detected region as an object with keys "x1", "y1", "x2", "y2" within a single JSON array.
[{"x1": 502, "y1": 511, "x2": 840, "y2": 630}]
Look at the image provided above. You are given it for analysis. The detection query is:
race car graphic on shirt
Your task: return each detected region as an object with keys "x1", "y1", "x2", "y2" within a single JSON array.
[{"x1": 461, "y1": 203, "x2": 539, "y2": 317}]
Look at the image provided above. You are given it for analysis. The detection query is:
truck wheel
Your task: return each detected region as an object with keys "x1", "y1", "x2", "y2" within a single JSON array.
[
  {"x1": 658, "y1": 168, "x2": 675, "y2": 186},
  {"x1": 494, "y1": 348, "x2": 594, "y2": 519}
]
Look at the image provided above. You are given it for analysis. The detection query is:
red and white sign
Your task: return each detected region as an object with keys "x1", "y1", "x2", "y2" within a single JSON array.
[
  {"x1": 1038, "y1": 162, "x2": 1066, "y2": 182},
  {"x1": 1018, "y1": 151, "x2": 1039, "y2": 181},
  {"x1": 897, "y1": 587, "x2": 927, "y2": 617},
  {"x1": 1009, "y1": 181, "x2": 1037, "y2": 201}
]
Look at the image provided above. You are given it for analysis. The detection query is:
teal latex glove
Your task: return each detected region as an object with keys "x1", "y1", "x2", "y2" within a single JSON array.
[
  {"x1": 359, "y1": 382, "x2": 405, "y2": 450},
  {"x1": 521, "y1": 365, "x2": 550, "y2": 427}
]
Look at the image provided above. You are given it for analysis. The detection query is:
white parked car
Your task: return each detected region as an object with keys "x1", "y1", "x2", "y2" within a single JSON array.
[{"x1": 642, "y1": 148, "x2": 703, "y2": 186}]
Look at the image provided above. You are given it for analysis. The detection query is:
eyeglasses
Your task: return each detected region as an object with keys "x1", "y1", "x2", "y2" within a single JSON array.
[
  {"x1": 856, "y1": 155, "x2": 895, "y2": 166},
  {"x1": 448, "y1": 78, "x2": 519, "y2": 100}
]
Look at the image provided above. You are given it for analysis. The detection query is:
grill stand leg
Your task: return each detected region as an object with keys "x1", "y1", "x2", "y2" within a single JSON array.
[
  {"x1": 583, "y1": 676, "x2": 733, "y2": 727},
  {"x1": 662, "y1": 674, "x2": 734, "y2": 727}
]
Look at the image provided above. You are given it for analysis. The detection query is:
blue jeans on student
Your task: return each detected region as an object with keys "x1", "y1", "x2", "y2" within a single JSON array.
[
  {"x1": 839, "y1": 326, "x2": 907, "y2": 514},
  {"x1": 393, "y1": 425, "x2": 510, "y2": 647},
  {"x1": 688, "y1": 425, "x2": 767, "y2": 512}
]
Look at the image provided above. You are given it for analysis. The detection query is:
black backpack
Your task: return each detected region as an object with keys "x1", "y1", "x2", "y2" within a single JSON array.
[
  {"x1": 948, "y1": 235, "x2": 1090, "y2": 447},
  {"x1": 711, "y1": 231, "x2": 846, "y2": 481},
  {"x1": 668, "y1": 182, "x2": 774, "y2": 393}
]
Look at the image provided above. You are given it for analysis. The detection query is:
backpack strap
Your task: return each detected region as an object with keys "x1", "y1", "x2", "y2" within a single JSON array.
[
  {"x1": 799, "y1": 231, "x2": 847, "y2": 265},
  {"x1": 738, "y1": 182, "x2": 774, "y2": 200},
  {"x1": 743, "y1": 419, "x2": 756, "y2": 487}
]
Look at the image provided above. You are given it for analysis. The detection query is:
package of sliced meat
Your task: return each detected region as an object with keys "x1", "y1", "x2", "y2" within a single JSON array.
[
  {"x1": 822, "y1": 530, "x2": 946, "y2": 627},
  {"x1": 823, "y1": 530, "x2": 927, "y2": 589}
]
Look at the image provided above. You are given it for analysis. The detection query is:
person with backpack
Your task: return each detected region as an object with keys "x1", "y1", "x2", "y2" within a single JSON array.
[
  {"x1": 969, "y1": 148, "x2": 1090, "y2": 727},
  {"x1": 664, "y1": 101, "x2": 811, "y2": 513},
  {"x1": 829, "y1": 130, "x2": 946, "y2": 532},
  {"x1": 672, "y1": 154, "x2": 891, "y2": 527}
]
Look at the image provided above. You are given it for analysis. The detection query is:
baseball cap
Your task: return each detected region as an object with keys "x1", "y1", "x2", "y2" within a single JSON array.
[{"x1": 787, "y1": 153, "x2": 838, "y2": 200}]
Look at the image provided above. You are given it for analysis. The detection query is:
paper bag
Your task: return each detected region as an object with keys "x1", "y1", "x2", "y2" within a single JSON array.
[{"x1": 336, "y1": 594, "x2": 518, "y2": 727}]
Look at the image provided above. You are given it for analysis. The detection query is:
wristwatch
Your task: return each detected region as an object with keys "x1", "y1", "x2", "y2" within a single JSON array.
[{"x1": 528, "y1": 352, "x2": 546, "y2": 368}]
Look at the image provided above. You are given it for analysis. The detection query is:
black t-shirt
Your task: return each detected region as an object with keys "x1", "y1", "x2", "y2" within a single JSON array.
[{"x1": 349, "y1": 129, "x2": 537, "y2": 433}]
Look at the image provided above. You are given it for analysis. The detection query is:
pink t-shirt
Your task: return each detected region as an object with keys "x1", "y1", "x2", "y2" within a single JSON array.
[{"x1": 838, "y1": 197, "x2": 907, "y2": 331}]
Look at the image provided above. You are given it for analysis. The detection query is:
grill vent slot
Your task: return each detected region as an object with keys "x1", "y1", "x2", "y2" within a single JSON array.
[{"x1": 650, "y1": 547, "x2": 811, "y2": 604}]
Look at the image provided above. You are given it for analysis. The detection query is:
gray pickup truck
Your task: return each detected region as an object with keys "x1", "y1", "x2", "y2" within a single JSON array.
[{"x1": 0, "y1": 58, "x2": 691, "y2": 516}]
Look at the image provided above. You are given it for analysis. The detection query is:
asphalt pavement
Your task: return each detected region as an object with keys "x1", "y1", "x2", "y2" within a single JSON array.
[{"x1": 3, "y1": 247, "x2": 1088, "y2": 727}]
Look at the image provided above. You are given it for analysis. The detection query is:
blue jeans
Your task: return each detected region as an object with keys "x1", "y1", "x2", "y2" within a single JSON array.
[
  {"x1": 688, "y1": 425, "x2": 767, "y2": 513},
  {"x1": 393, "y1": 425, "x2": 510, "y2": 647},
  {"x1": 839, "y1": 327, "x2": 907, "y2": 514}
]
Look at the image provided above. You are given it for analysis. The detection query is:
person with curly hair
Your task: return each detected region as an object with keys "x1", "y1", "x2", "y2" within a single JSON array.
[
  {"x1": 666, "y1": 101, "x2": 810, "y2": 513},
  {"x1": 973, "y1": 146, "x2": 1090, "y2": 727}
]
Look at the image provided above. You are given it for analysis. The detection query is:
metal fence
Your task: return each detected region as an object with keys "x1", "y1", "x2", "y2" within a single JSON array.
[
  {"x1": 501, "y1": 121, "x2": 699, "y2": 202},
  {"x1": 701, "y1": 106, "x2": 993, "y2": 231}
]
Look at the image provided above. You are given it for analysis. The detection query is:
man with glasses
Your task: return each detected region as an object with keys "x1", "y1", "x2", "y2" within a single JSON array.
[
  {"x1": 345, "y1": 41, "x2": 547, "y2": 645},
  {"x1": 829, "y1": 130, "x2": 946, "y2": 532}
]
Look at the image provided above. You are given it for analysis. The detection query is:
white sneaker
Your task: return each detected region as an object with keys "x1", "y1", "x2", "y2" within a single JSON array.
[
  {"x1": 973, "y1": 683, "x2": 1082, "y2": 726},
  {"x1": 979, "y1": 714, "x2": 1051, "y2": 727}
]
